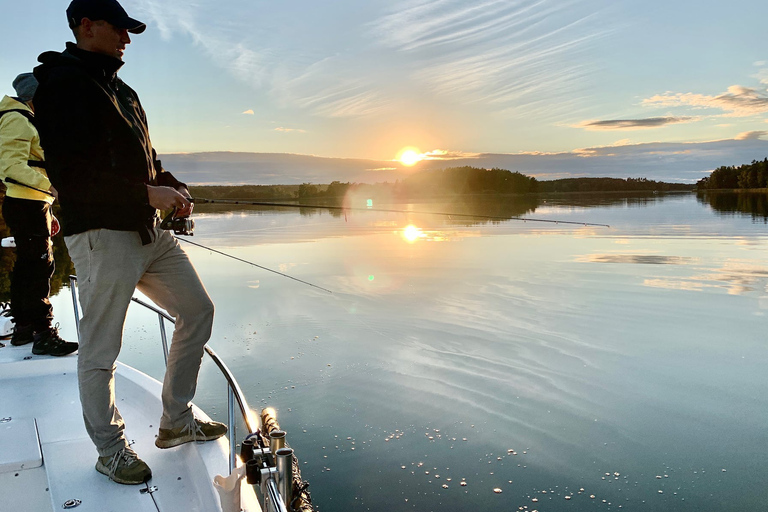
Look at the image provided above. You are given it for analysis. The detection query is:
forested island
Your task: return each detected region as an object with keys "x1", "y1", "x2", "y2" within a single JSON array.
[
  {"x1": 696, "y1": 158, "x2": 768, "y2": 190},
  {"x1": 190, "y1": 166, "x2": 693, "y2": 201}
]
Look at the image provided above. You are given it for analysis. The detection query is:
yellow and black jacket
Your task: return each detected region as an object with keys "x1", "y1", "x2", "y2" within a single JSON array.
[{"x1": 0, "y1": 95, "x2": 52, "y2": 204}]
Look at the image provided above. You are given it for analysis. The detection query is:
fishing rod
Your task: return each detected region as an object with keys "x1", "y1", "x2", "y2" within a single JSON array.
[
  {"x1": 3, "y1": 177, "x2": 607, "y2": 227},
  {"x1": 4, "y1": 177, "x2": 330, "y2": 293},
  {"x1": 190, "y1": 197, "x2": 611, "y2": 228},
  {"x1": 175, "y1": 236, "x2": 333, "y2": 294}
]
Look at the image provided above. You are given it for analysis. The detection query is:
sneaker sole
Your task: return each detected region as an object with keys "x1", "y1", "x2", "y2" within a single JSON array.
[
  {"x1": 95, "y1": 461, "x2": 152, "y2": 485},
  {"x1": 32, "y1": 345, "x2": 78, "y2": 356},
  {"x1": 155, "y1": 430, "x2": 227, "y2": 449}
]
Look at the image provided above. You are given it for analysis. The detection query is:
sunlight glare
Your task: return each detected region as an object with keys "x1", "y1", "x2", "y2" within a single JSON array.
[
  {"x1": 402, "y1": 224, "x2": 423, "y2": 243},
  {"x1": 397, "y1": 147, "x2": 423, "y2": 166}
]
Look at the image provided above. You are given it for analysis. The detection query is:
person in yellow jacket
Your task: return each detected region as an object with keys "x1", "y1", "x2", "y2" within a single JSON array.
[{"x1": 0, "y1": 73, "x2": 77, "y2": 355}]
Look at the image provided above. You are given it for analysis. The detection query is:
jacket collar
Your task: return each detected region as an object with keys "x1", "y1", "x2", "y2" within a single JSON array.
[{"x1": 64, "y1": 42, "x2": 124, "y2": 81}]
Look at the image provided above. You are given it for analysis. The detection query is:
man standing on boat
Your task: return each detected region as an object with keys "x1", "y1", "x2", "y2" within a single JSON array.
[
  {"x1": 33, "y1": 0, "x2": 226, "y2": 485},
  {"x1": 0, "y1": 74, "x2": 78, "y2": 356}
]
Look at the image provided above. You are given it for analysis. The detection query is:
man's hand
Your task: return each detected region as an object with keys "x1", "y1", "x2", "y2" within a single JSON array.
[
  {"x1": 174, "y1": 186, "x2": 194, "y2": 217},
  {"x1": 147, "y1": 185, "x2": 192, "y2": 213}
]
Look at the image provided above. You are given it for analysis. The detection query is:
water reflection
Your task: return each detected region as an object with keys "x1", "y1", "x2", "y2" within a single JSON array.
[
  {"x1": 697, "y1": 190, "x2": 768, "y2": 221},
  {"x1": 194, "y1": 191, "x2": 683, "y2": 227},
  {"x1": 644, "y1": 259, "x2": 768, "y2": 295},
  {"x1": 402, "y1": 225, "x2": 423, "y2": 243},
  {"x1": 11, "y1": 191, "x2": 768, "y2": 512},
  {"x1": 577, "y1": 254, "x2": 696, "y2": 265}
]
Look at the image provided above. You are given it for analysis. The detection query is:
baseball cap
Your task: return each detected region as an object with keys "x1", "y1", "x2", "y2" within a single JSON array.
[{"x1": 66, "y1": 0, "x2": 146, "y2": 34}]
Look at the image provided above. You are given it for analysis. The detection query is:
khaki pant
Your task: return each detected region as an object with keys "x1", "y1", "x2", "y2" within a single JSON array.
[{"x1": 66, "y1": 227, "x2": 214, "y2": 457}]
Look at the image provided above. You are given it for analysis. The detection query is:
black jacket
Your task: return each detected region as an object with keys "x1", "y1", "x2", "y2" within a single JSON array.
[{"x1": 33, "y1": 43, "x2": 185, "y2": 242}]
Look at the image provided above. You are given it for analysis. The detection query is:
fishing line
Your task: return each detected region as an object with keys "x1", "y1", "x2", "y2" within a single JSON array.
[
  {"x1": 4, "y1": 178, "x2": 332, "y2": 293},
  {"x1": 191, "y1": 197, "x2": 611, "y2": 228},
  {"x1": 175, "y1": 236, "x2": 333, "y2": 294}
]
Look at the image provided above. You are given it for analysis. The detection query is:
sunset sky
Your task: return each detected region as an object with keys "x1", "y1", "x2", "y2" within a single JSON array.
[{"x1": 2, "y1": 0, "x2": 768, "y2": 182}]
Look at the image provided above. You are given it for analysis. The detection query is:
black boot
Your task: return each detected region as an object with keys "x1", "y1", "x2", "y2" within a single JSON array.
[
  {"x1": 32, "y1": 325, "x2": 78, "y2": 356},
  {"x1": 11, "y1": 324, "x2": 34, "y2": 346}
]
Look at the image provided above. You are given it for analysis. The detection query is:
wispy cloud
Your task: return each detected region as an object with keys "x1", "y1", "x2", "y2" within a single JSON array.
[
  {"x1": 576, "y1": 117, "x2": 696, "y2": 131},
  {"x1": 292, "y1": 82, "x2": 389, "y2": 118},
  {"x1": 135, "y1": 0, "x2": 389, "y2": 119},
  {"x1": 643, "y1": 85, "x2": 768, "y2": 117},
  {"x1": 242, "y1": 109, "x2": 254, "y2": 115},
  {"x1": 275, "y1": 127, "x2": 307, "y2": 133},
  {"x1": 370, "y1": 0, "x2": 611, "y2": 117},
  {"x1": 134, "y1": 0, "x2": 269, "y2": 87},
  {"x1": 271, "y1": 57, "x2": 390, "y2": 118},
  {"x1": 134, "y1": 0, "x2": 613, "y2": 123},
  {"x1": 422, "y1": 149, "x2": 480, "y2": 160},
  {"x1": 754, "y1": 61, "x2": 768, "y2": 85}
]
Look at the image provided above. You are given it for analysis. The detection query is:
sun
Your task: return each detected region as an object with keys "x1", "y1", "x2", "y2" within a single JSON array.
[{"x1": 397, "y1": 148, "x2": 423, "y2": 166}]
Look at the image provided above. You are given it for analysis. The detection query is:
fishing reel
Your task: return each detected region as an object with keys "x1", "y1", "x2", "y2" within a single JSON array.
[{"x1": 160, "y1": 209, "x2": 194, "y2": 236}]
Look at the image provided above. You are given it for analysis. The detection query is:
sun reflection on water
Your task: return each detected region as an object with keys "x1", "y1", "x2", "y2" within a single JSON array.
[{"x1": 402, "y1": 224, "x2": 423, "y2": 243}]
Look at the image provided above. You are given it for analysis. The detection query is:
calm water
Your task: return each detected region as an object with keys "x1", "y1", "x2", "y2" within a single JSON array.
[{"x1": 49, "y1": 192, "x2": 768, "y2": 512}]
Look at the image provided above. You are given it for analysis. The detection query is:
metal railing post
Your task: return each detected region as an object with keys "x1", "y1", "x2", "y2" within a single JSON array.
[
  {"x1": 68, "y1": 276, "x2": 80, "y2": 341},
  {"x1": 228, "y1": 385, "x2": 236, "y2": 473},
  {"x1": 157, "y1": 313, "x2": 169, "y2": 366}
]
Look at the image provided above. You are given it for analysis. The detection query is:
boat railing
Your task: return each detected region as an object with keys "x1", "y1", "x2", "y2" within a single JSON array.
[{"x1": 67, "y1": 276, "x2": 309, "y2": 512}]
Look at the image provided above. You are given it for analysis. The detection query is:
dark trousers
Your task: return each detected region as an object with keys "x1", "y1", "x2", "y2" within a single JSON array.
[{"x1": 2, "y1": 196, "x2": 54, "y2": 329}]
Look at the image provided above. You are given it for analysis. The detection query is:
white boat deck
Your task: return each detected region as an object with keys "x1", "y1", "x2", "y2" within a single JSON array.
[{"x1": 0, "y1": 343, "x2": 258, "y2": 512}]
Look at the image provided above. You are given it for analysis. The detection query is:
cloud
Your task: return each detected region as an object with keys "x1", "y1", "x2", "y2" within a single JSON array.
[
  {"x1": 370, "y1": 0, "x2": 611, "y2": 117},
  {"x1": 576, "y1": 117, "x2": 696, "y2": 131},
  {"x1": 272, "y1": 58, "x2": 390, "y2": 118},
  {"x1": 275, "y1": 127, "x2": 307, "y2": 133},
  {"x1": 643, "y1": 85, "x2": 768, "y2": 117},
  {"x1": 136, "y1": 0, "x2": 391, "y2": 120},
  {"x1": 421, "y1": 149, "x2": 481, "y2": 160},
  {"x1": 735, "y1": 131, "x2": 767, "y2": 140},
  {"x1": 755, "y1": 67, "x2": 768, "y2": 85},
  {"x1": 134, "y1": 0, "x2": 269, "y2": 87},
  {"x1": 242, "y1": 109, "x2": 254, "y2": 115}
]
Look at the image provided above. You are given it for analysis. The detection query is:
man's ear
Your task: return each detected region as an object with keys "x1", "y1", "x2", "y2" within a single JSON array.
[{"x1": 79, "y1": 17, "x2": 94, "y2": 37}]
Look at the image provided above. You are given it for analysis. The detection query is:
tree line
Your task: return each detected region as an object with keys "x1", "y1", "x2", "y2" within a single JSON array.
[
  {"x1": 696, "y1": 158, "x2": 768, "y2": 190},
  {"x1": 293, "y1": 167, "x2": 691, "y2": 200},
  {"x1": 537, "y1": 177, "x2": 692, "y2": 193}
]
